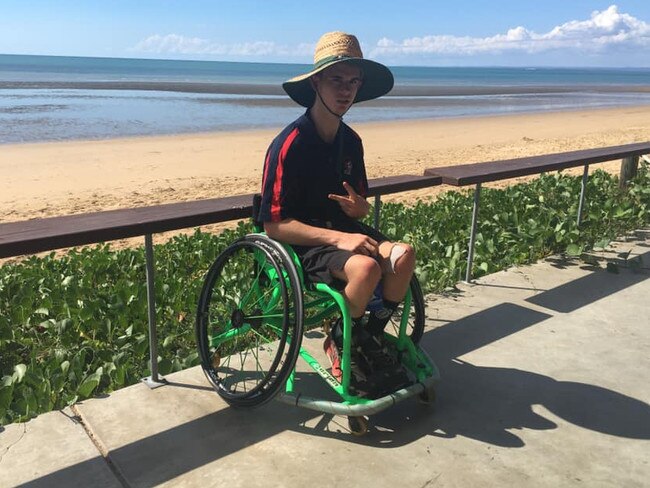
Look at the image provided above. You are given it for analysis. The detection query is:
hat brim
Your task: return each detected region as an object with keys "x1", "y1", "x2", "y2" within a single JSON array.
[{"x1": 282, "y1": 57, "x2": 394, "y2": 108}]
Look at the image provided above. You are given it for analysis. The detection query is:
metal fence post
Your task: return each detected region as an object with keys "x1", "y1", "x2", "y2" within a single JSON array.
[
  {"x1": 577, "y1": 164, "x2": 589, "y2": 227},
  {"x1": 619, "y1": 155, "x2": 639, "y2": 189},
  {"x1": 465, "y1": 183, "x2": 482, "y2": 283},
  {"x1": 374, "y1": 195, "x2": 382, "y2": 230},
  {"x1": 142, "y1": 233, "x2": 167, "y2": 389}
]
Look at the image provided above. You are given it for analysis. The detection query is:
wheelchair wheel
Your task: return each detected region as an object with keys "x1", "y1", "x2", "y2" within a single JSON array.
[
  {"x1": 419, "y1": 384, "x2": 437, "y2": 405},
  {"x1": 383, "y1": 275, "x2": 425, "y2": 344},
  {"x1": 348, "y1": 416, "x2": 369, "y2": 436},
  {"x1": 196, "y1": 234, "x2": 303, "y2": 407}
]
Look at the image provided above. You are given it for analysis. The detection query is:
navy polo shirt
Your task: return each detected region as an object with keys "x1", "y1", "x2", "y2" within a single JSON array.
[{"x1": 259, "y1": 111, "x2": 368, "y2": 225}]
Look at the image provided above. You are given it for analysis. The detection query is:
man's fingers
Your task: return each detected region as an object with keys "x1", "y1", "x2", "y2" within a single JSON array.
[
  {"x1": 342, "y1": 181, "x2": 358, "y2": 197},
  {"x1": 328, "y1": 194, "x2": 349, "y2": 203},
  {"x1": 355, "y1": 245, "x2": 369, "y2": 255},
  {"x1": 363, "y1": 238, "x2": 378, "y2": 256}
]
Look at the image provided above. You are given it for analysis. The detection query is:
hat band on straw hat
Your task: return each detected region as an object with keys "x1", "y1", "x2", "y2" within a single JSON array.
[{"x1": 313, "y1": 55, "x2": 350, "y2": 70}]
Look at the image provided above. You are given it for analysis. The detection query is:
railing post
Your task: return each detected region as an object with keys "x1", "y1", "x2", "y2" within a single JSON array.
[
  {"x1": 374, "y1": 195, "x2": 382, "y2": 230},
  {"x1": 577, "y1": 164, "x2": 589, "y2": 227},
  {"x1": 142, "y1": 233, "x2": 167, "y2": 389},
  {"x1": 619, "y1": 155, "x2": 639, "y2": 189},
  {"x1": 465, "y1": 183, "x2": 481, "y2": 283}
]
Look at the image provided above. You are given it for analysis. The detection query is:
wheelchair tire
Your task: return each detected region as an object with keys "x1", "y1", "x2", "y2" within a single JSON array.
[
  {"x1": 383, "y1": 275, "x2": 425, "y2": 345},
  {"x1": 196, "y1": 234, "x2": 304, "y2": 407}
]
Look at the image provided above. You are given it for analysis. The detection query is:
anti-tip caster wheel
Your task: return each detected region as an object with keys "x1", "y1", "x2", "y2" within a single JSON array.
[
  {"x1": 418, "y1": 385, "x2": 436, "y2": 405},
  {"x1": 348, "y1": 416, "x2": 369, "y2": 436}
]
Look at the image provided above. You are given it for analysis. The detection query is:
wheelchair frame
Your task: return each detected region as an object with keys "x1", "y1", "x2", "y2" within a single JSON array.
[{"x1": 196, "y1": 232, "x2": 439, "y2": 433}]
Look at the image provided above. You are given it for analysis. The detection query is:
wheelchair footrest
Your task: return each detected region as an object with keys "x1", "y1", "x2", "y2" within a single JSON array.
[
  {"x1": 276, "y1": 376, "x2": 437, "y2": 417},
  {"x1": 351, "y1": 364, "x2": 412, "y2": 400}
]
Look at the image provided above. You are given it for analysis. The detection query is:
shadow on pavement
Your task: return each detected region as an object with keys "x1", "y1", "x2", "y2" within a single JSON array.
[
  {"x1": 355, "y1": 300, "x2": 650, "y2": 447},
  {"x1": 18, "y1": 279, "x2": 650, "y2": 487},
  {"x1": 18, "y1": 402, "x2": 321, "y2": 488},
  {"x1": 527, "y1": 250, "x2": 649, "y2": 313}
]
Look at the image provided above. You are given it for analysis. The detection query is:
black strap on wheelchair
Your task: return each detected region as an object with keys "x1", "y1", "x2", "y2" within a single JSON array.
[{"x1": 252, "y1": 193, "x2": 263, "y2": 231}]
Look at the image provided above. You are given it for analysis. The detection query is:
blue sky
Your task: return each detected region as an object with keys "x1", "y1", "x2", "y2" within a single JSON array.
[{"x1": 1, "y1": 1, "x2": 649, "y2": 66}]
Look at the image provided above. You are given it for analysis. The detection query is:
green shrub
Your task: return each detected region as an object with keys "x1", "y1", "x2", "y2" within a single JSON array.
[{"x1": 1, "y1": 165, "x2": 648, "y2": 424}]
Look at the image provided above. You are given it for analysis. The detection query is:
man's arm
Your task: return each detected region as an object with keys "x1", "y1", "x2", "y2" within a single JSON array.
[{"x1": 264, "y1": 219, "x2": 378, "y2": 256}]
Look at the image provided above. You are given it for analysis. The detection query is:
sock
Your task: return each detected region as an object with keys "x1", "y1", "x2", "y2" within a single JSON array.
[
  {"x1": 366, "y1": 300, "x2": 399, "y2": 336},
  {"x1": 332, "y1": 316, "x2": 365, "y2": 348},
  {"x1": 351, "y1": 316, "x2": 366, "y2": 345}
]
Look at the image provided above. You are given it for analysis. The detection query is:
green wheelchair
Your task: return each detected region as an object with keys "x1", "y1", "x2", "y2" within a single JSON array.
[{"x1": 195, "y1": 199, "x2": 439, "y2": 436}]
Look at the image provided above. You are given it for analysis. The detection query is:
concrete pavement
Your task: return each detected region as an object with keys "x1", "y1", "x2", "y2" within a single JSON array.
[{"x1": 1, "y1": 230, "x2": 649, "y2": 487}]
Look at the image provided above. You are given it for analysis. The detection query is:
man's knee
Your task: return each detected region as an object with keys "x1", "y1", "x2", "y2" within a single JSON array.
[
  {"x1": 383, "y1": 242, "x2": 415, "y2": 274},
  {"x1": 346, "y1": 254, "x2": 382, "y2": 283}
]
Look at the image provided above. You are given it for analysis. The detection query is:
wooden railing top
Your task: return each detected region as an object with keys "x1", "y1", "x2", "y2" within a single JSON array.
[
  {"x1": 0, "y1": 174, "x2": 441, "y2": 259},
  {"x1": 424, "y1": 141, "x2": 650, "y2": 186}
]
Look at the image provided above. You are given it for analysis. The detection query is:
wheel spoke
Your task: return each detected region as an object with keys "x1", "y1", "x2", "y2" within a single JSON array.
[
  {"x1": 245, "y1": 313, "x2": 284, "y2": 320},
  {"x1": 239, "y1": 264, "x2": 272, "y2": 309}
]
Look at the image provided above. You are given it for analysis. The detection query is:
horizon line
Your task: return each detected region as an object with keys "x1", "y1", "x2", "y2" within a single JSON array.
[{"x1": 1, "y1": 52, "x2": 649, "y2": 71}]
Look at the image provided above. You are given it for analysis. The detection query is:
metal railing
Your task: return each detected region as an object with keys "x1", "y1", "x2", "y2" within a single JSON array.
[{"x1": 2, "y1": 141, "x2": 649, "y2": 386}]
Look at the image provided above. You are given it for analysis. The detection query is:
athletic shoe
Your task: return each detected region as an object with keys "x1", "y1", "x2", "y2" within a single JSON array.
[
  {"x1": 323, "y1": 321, "x2": 370, "y2": 389},
  {"x1": 323, "y1": 335, "x2": 343, "y2": 382},
  {"x1": 356, "y1": 330, "x2": 398, "y2": 372},
  {"x1": 355, "y1": 331, "x2": 412, "y2": 398}
]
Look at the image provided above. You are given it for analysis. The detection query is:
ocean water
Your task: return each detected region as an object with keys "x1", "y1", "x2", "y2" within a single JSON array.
[{"x1": 1, "y1": 54, "x2": 650, "y2": 143}]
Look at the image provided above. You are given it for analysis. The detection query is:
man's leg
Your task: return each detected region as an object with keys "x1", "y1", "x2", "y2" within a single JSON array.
[
  {"x1": 378, "y1": 241, "x2": 416, "y2": 302},
  {"x1": 325, "y1": 254, "x2": 382, "y2": 384},
  {"x1": 331, "y1": 254, "x2": 382, "y2": 318},
  {"x1": 361, "y1": 241, "x2": 416, "y2": 337}
]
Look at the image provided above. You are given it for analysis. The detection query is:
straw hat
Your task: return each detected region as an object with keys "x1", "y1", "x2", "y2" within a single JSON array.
[{"x1": 283, "y1": 31, "x2": 394, "y2": 107}]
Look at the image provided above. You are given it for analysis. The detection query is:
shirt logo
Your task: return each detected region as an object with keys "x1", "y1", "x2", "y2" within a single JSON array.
[{"x1": 343, "y1": 159, "x2": 353, "y2": 176}]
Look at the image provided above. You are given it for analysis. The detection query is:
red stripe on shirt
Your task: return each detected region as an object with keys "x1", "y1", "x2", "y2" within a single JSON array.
[
  {"x1": 261, "y1": 149, "x2": 271, "y2": 193},
  {"x1": 271, "y1": 127, "x2": 299, "y2": 221}
]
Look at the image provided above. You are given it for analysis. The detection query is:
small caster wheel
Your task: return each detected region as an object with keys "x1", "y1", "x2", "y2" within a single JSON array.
[
  {"x1": 348, "y1": 416, "x2": 369, "y2": 436},
  {"x1": 211, "y1": 353, "x2": 221, "y2": 369},
  {"x1": 419, "y1": 385, "x2": 436, "y2": 405}
]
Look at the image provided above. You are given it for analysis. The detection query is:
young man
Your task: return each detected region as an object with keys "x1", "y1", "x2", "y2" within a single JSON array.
[{"x1": 258, "y1": 32, "x2": 415, "y2": 390}]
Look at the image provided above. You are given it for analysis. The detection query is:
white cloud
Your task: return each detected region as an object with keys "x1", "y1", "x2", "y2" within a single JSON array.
[
  {"x1": 132, "y1": 34, "x2": 313, "y2": 58},
  {"x1": 371, "y1": 5, "x2": 650, "y2": 58},
  {"x1": 133, "y1": 34, "x2": 210, "y2": 53}
]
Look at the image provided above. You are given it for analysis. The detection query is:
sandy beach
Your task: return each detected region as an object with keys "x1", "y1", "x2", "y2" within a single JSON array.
[{"x1": 2, "y1": 105, "x2": 650, "y2": 227}]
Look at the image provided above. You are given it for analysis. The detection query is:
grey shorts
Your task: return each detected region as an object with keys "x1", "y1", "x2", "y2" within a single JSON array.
[{"x1": 293, "y1": 220, "x2": 387, "y2": 289}]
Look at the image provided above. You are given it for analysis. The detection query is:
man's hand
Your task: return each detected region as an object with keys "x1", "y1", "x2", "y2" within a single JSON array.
[
  {"x1": 336, "y1": 232, "x2": 378, "y2": 256},
  {"x1": 328, "y1": 182, "x2": 370, "y2": 219}
]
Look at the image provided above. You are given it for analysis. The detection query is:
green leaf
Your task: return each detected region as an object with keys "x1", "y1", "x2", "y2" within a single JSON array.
[
  {"x1": 0, "y1": 322, "x2": 13, "y2": 341},
  {"x1": 77, "y1": 367, "x2": 103, "y2": 398},
  {"x1": 60, "y1": 361, "x2": 70, "y2": 375},
  {"x1": 0, "y1": 383, "x2": 14, "y2": 410},
  {"x1": 566, "y1": 244, "x2": 582, "y2": 256},
  {"x1": 158, "y1": 358, "x2": 173, "y2": 375},
  {"x1": 13, "y1": 364, "x2": 27, "y2": 383},
  {"x1": 34, "y1": 308, "x2": 49, "y2": 316},
  {"x1": 593, "y1": 239, "x2": 610, "y2": 250}
]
